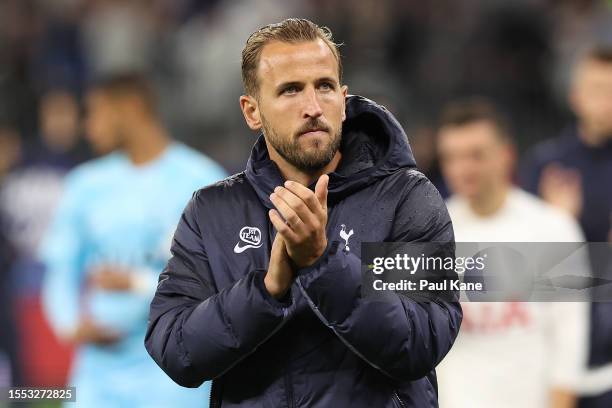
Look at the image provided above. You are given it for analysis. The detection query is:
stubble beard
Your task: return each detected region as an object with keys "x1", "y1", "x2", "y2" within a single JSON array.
[{"x1": 261, "y1": 114, "x2": 342, "y2": 173}]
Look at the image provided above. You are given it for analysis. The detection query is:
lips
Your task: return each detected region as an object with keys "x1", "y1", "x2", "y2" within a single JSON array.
[{"x1": 299, "y1": 129, "x2": 328, "y2": 136}]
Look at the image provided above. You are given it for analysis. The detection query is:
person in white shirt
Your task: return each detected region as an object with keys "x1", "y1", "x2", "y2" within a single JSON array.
[{"x1": 434, "y1": 98, "x2": 588, "y2": 408}]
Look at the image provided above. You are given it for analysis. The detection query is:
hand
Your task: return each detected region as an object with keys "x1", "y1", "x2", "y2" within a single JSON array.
[
  {"x1": 549, "y1": 387, "x2": 576, "y2": 408},
  {"x1": 539, "y1": 163, "x2": 583, "y2": 219},
  {"x1": 71, "y1": 318, "x2": 122, "y2": 346},
  {"x1": 268, "y1": 175, "x2": 328, "y2": 269},
  {"x1": 263, "y1": 233, "x2": 294, "y2": 299},
  {"x1": 88, "y1": 266, "x2": 134, "y2": 292}
]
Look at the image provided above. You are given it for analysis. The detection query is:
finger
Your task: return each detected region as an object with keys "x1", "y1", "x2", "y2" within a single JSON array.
[
  {"x1": 541, "y1": 164, "x2": 562, "y2": 181},
  {"x1": 88, "y1": 272, "x2": 106, "y2": 288},
  {"x1": 270, "y1": 192, "x2": 308, "y2": 234},
  {"x1": 96, "y1": 330, "x2": 122, "y2": 345},
  {"x1": 97, "y1": 325, "x2": 121, "y2": 339},
  {"x1": 78, "y1": 320, "x2": 121, "y2": 344},
  {"x1": 283, "y1": 180, "x2": 323, "y2": 215},
  {"x1": 273, "y1": 230, "x2": 285, "y2": 244},
  {"x1": 271, "y1": 231, "x2": 288, "y2": 258},
  {"x1": 315, "y1": 174, "x2": 329, "y2": 210},
  {"x1": 269, "y1": 209, "x2": 298, "y2": 244},
  {"x1": 539, "y1": 166, "x2": 563, "y2": 192},
  {"x1": 273, "y1": 186, "x2": 322, "y2": 228},
  {"x1": 564, "y1": 170, "x2": 581, "y2": 187}
]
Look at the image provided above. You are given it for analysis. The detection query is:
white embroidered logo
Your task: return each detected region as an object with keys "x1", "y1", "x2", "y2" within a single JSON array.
[
  {"x1": 233, "y1": 226, "x2": 263, "y2": 253},
  {"x1": 339, "y1": 224, "x2": 354, "y2": 252}
]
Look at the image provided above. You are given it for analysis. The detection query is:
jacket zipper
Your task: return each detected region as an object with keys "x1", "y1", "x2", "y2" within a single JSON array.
[
  {"x1": 209, "y1": 380, "x2": 219, "y2": 408},
  {"x1": 393, "y1": 391, "x2": 407, "y2": 408},
  {"x1": 284, "y1": 366, "x2": 295, "y2": 408}
]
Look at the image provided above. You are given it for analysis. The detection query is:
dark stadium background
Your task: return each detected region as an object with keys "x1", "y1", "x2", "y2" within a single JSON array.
[{"x1": 0, "y1": 0, "x2": 611, "y2": 407}]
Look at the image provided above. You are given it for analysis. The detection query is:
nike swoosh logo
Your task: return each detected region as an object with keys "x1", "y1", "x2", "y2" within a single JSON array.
[{"x1": 233, "y1": 242, "x2": 263, "y2": 253}]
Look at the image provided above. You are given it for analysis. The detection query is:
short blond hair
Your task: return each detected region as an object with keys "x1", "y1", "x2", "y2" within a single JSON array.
[{"x1": 241, "y1": 18, "x2": 342, "y2": 97}]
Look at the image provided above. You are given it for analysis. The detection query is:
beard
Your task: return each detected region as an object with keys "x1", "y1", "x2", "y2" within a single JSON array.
[{"x1": 261, "y1": 114, "x2": 342, "y2": 173}]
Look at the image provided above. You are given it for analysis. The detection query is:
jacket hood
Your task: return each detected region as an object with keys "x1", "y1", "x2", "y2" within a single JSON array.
[{"x1": 245, "y1": 95, "x2": 416, "y2": 208}]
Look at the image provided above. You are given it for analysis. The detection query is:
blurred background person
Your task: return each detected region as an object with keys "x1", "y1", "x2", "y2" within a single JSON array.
[
  {"x1": 435, "y1": 99, "x2": 587, "y2": 408},
  {"x1": 40, "y1": 72, "x2": 226, "y2": 407},
  {"x1": 521, "y1": 45, "x2": 612, "y2": 408},
  {"x1": 521, "y1": 46, "x2": 612, "y2": 248},
  {"x1": 0, "y1": 87, "x2": 88, "y2": 387}
]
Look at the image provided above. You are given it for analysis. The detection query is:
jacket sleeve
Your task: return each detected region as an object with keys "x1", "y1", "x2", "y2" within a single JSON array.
[
  {"x1": 145, "y1": 192, "x2": 292, "y2": 388},
  {"x1": 296, "y1": 174, "x2": 462, "y2": 381}
]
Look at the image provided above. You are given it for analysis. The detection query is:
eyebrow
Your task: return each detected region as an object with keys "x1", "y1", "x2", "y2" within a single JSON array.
[
  {"x1": 315, "y1": 77, "x2": 338, "y2": 86},
  {"x1": 275, "y1": 81, "x2": 303, "y2": 94},
  {"x1": 275, "y1": 77, "x2": 340, "y2": 93}
]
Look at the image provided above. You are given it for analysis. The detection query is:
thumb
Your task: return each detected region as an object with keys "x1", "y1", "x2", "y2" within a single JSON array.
[
  {"x1": 315, "y1": 174, "x2": 329, "y2": 210},
  {"x1": 272, "y1": 229, "x2": 284, "y2": 246}
]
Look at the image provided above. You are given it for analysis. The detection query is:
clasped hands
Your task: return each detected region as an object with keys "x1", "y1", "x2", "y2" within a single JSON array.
[{"x1": 265, "y1": 174, "x2": 329, "y2": 299}]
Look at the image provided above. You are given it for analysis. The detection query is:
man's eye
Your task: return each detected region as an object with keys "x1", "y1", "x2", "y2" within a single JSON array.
[
  {"x1": 283, "y1": 86, "x2": 299, "y2": 95},
  {"x1": 319, "y1": 82, "x2": 334, "y2": 91}
]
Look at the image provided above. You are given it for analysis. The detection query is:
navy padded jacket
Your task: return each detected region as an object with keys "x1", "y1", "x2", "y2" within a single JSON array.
[{"x1": 145, "y1": 95, "x2": 462, "y2": 407}]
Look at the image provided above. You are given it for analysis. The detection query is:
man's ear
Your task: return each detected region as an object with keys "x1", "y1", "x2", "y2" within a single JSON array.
[
  {"x1": 240, "y1": 94, "x2": 262, "y2": 131},
  {"x1": 341, "y1": 85, "x2": 348, "y2": 122},
  {"x1": 568, "y1": 83, "x2": 582, "y2": 118}
]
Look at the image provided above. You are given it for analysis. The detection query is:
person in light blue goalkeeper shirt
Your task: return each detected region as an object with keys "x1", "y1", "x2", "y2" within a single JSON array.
[{"x1": 40, "y1": 73, "x2": 226, "y2": 408}]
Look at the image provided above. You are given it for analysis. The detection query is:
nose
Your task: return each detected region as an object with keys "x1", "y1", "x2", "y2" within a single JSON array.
[{"x1": 302, "y1": 88, "x2": 323, "y2": 119}]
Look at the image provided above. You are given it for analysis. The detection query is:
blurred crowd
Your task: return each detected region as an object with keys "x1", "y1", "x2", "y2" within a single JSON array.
[
  {"x1": 1, "y1": 0, "x2": 612, "y2": 407},
  {"x1": 3, "y1": 0, "x2": 612, "y2": 169}
]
